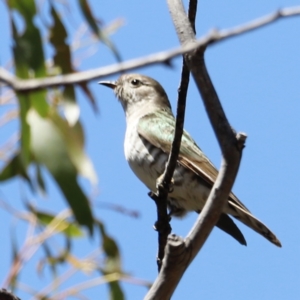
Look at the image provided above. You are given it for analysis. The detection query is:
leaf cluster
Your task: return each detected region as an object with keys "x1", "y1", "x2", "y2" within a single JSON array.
[{"x1": 0, "y1": 1, "x2": 125, "y2": 298}]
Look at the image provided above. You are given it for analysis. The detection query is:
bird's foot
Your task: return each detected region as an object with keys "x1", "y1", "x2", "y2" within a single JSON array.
[{"x1": 156, "y1": 174, "x2": 174, "y2": 193}]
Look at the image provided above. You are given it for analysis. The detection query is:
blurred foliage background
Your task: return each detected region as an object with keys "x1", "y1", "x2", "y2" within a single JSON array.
[{"x1": 0, "y1": 1, "x2": 129, "y2": 299}]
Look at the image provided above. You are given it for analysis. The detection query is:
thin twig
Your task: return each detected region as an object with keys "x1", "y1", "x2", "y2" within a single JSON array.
[
  {"x1": 2, "y1": 210, "x2": 72, "y2": 287},
  {"x1": 33, "y1": 250, "x2": 101, "y2": 299},
  {"x1": 0, "y1": 110, "x2": 19, "y2": 127},
  {"x1": 0, "y1": 6, "x2": 299, "y2": 91},
  {"x1": 51, "y1": 273, "x2": 151, "y2": 300},
  {"x1": 96, "y1": 201, "x2": 140, "y2": 218},
  {"x1": 152, "y1": 0, "x2": 198, "y2": 272}
]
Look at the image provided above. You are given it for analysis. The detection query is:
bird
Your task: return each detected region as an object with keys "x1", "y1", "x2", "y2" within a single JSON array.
[{"x1": 99, "y1": 73, "x2": 281, "y2": 247}]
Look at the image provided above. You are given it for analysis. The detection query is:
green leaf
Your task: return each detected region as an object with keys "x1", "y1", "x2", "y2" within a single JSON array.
[
  {"x1": 78, "y1": 82, "x2": 99, "y2": 113},
  {"x1": 15, "y1": 93, "x2": 31, "y2": 167},
  {"x1": 7, "y1": 0, "x2": 36, "y2": 19},
  {"x1": 77, "y1": 0, "x2": 122, "y2": 62},
  {"x1": 78, "y1": 0, "x2": 99, "y2": 37},
  {"x1": 99, "y1": 222, "x2": 119, "y2": 258},
  {"x1": 98, "y1": 222, "x2": 121, "y2": 272},
  {"x1": 49, "y1": 112, "x2": 97, "y2": 184},
  {"x1": 9, "y1": 1, "x2": 49, "y2": 169},
  {"x1": 36, "y1": 165, "x2": 46, "y2": 194},
  {"x1": 0, "y1": 153, "x2": 32, "y2": 189},
  {"x1": 10, "y1": 228, "x2": 19, "y2": 291},
  {"x1": 34, "y1": 209, "x2": 84, "y2": 238},
  {"x1": 10, "y1": 2, "x2": 49, "y2": 117},
  {"x1": 27, "y1": 109, "x2": 94, "y2": 233},
  {"x1": 38, "y1": 237, "x2": 72, "y2": 278},
  {"x1": 49, "y1": 5, "x2": 73, "y2": 74},
  {"x1": 11, "y1": 23, "x2": 31, "y2": 165},
  {"x1": 62, "y1": 85, "x2": 80, "y2": 126},
  {"x1": 50, "y1": 5, "x2": 80, "y2": 125},
  {"x1": 97, "y1": 222, "x2": 124, "y2": 300},
  {"x1": 38, "y1": 242, "x2": 57, "y2": 277}
]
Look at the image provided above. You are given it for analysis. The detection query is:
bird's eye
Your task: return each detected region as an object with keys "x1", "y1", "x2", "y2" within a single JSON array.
[{"x1": 131, "y1": 79, "x2": 140, "y2": 86}]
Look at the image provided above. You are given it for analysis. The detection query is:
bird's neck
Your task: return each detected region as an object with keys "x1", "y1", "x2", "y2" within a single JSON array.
[{"x1": 125, "y1": 103, "x2": 172, "y2": 124}]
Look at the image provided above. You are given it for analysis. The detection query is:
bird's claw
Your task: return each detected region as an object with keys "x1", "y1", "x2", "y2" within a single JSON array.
[{"x1": 156, "y1": 174, "x2": 174, "y2": 193}]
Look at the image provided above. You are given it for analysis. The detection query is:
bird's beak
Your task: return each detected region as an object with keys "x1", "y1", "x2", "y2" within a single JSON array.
[{"x1": 98, "y1": 80, "x2": 117, "y2": 89}]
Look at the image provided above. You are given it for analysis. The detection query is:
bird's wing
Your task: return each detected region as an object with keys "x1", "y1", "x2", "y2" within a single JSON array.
[{"x1": 137, "y1": 111, "x2": 250, "y2": 213}]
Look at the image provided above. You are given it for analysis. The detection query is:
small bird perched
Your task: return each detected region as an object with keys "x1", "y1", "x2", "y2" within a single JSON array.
[{"x1": 100, "y1": 74, "x2": 281, "y2": 247}]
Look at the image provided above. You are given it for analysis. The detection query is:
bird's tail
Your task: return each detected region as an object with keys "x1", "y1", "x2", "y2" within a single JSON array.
[{"x1": 228, "y1": 201, "x2": 282, "y2": 247}]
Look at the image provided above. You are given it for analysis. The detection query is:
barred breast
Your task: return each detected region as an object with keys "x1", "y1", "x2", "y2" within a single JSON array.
[{"x1": 124, "y1": 123, "x2": 211, "y2": 215}]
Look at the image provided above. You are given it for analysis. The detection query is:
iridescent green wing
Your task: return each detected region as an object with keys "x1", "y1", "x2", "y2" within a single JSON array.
[
  {"x1": 137, "y1": 110, "x2": 218, "y2": 184},
  {"x1": 137, "y1": 110, "x2": 250, "y2": 213}
]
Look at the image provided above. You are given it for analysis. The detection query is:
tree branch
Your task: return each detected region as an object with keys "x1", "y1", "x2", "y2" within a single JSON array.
[
  {"x1": 0, "y1": 6, "x2": 299, "y2": 91},
  {"x1": 150, "y1": 0, "x2": 198, "y2": 272},
  {"x1": 144, "y1": 0, "x2": 248, "y2": 298}
]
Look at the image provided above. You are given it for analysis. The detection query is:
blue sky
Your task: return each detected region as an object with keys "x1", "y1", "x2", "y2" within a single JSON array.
[{"x1": 1, "y1": 0, "x2": 300, "y2": 299}]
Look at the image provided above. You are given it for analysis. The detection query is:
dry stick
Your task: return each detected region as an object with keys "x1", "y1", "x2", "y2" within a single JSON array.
[
  {"x1": 149, "y1": 63, "x2": 191, "y2": 272},
  {"x1": 150, "y1": 0, "x2": 198, "y2": 273},
  {"x1": 144, "y1": 0, "x2": 247, "y2": 298},
  {"x1": 0, "y1": 6, "x2": 299, "y2": 91}
]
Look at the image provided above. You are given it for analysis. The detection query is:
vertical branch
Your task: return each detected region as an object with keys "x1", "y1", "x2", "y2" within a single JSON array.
[
  {"x1": 150, "y1": 0, "x2": 198, "y2": 272},
  {"x1": 145, "y1": 0, "x2": 247, "y2": 298}
]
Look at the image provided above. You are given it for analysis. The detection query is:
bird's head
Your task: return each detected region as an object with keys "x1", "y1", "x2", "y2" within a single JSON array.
[{"x1": 99, "y1": 74, "x2": 172, "y2": 119}]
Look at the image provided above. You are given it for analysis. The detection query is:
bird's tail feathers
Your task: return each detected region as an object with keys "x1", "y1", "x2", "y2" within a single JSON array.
[{"x1": 228, "y1": 201, "x2": 282, "y2": 247}]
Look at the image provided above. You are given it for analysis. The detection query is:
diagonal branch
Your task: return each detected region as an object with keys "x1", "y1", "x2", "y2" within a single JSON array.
[
  {"x1": 0, "y1": 6, "x2": 299, "y2": 91},
  {"x1": 144, "y1": 0, "x2": 248, "y2": 298}
]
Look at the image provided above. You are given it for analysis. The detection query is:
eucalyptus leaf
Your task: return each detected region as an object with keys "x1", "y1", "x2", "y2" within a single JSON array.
[{"x1": 27, "y1": 109, "x2": 94, "y2": 233}]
